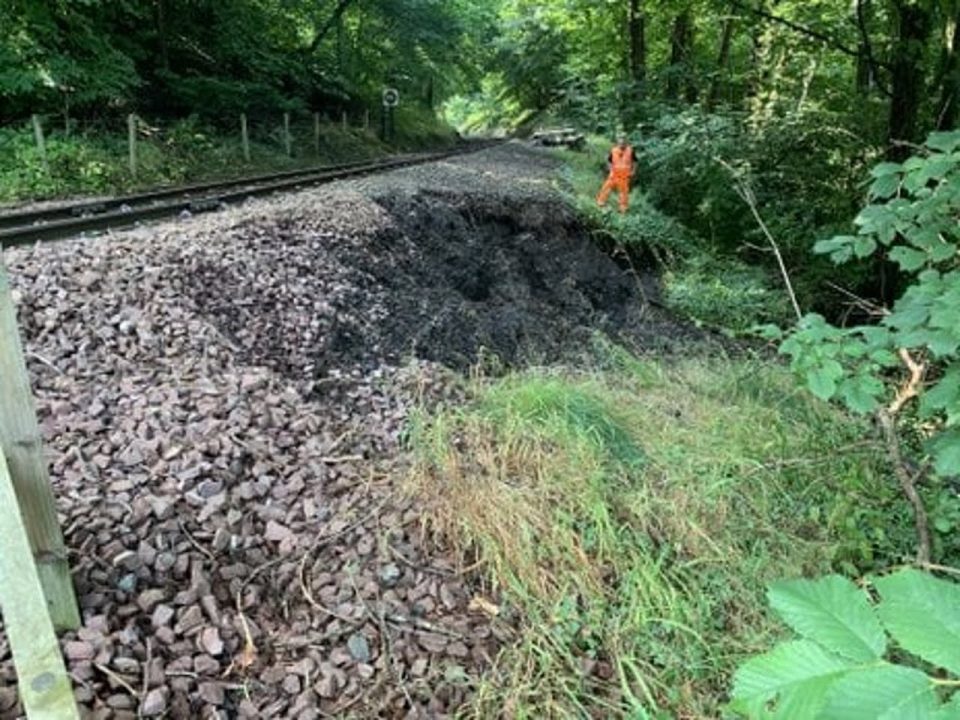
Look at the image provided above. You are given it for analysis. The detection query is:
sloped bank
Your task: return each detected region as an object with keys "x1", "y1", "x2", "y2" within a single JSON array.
[
  {"x1": 0, "y1": 144, "x2": 709, "y2": 720},
  {"x1": 181, "y1": 184, "x2": 702, "y2": 387}
]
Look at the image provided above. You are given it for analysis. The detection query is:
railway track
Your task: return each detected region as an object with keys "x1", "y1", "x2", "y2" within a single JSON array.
[{"x1": 0, "y1": 141, "x2": 501, "y2": 247}]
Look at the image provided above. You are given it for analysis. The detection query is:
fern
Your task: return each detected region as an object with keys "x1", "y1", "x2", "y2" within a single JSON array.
[{"x1": 729, "y1": 570, "x2": 960, "y2": 719}]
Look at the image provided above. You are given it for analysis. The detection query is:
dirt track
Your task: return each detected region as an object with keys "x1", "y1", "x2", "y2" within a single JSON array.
[{"x1": 0, "y1": 143, "x2": 698, "y2": 719}]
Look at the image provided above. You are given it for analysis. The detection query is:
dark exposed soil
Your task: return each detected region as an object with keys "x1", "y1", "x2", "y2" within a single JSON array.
[{"x1": 182, "y1": 187, "x2": 699, "y2": 387}]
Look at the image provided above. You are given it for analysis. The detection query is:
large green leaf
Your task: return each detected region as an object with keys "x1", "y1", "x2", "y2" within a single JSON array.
[
  {"x1": 820, "y1": 664, "x2": 936, "y2": 720},
  {"x1": 930, "y1": 430, "x2": 960, "y2": 477},
  {"x1": 769, "y1": 576, "x2": 886, "y2": 662},
  {"x1": 731, "y1": 640, "x2": 855, "y2": 718},
  {"x1": 874, "y1": 569, "x2": 960, "y2": 675},
  {"x1": 931, "y1": 691, "x2": 960, "y2": 720}
]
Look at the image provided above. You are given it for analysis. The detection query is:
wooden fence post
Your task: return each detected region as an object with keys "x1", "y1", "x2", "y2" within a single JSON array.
[
  {"x1": 313, "y1": 112, "x2": 321, "y2": 157},
  {"x1": 31, "y1": 115, "x2": 49, "y2": 173},
  {"x1": 127, "y1": 113, "x2": 137, "y2": 179},
  {"x1": 0, "y1": 255, "x2": 80, "y2": 632},
  {"x1": 0, "y1": 450, "x2": 80, "y2": 719},
  {"x1": 284, "y1": 112, "x2": 292, "y2": 157},
  {"x1": 342, "y1": 111, "x2": 348, "y2": 131},
  {"x1": 241, "y1": 113, "x2": 250, "y2": 162},
  {"x1": 364, "y1": 109, "x2": 370, "y2": 132}
]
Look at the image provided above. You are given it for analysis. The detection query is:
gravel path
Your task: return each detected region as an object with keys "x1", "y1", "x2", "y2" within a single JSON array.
[{"x1": 0, "y1": 143, "x2": 693, "y2": 719}]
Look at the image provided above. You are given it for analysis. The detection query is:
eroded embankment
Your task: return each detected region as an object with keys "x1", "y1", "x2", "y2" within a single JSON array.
[
  {"x1": 181, "y1": 187, "x2": 701, "y2": 384},
  {"x1": 0, "y1": 144, "x2": 705, "y2": 719}
]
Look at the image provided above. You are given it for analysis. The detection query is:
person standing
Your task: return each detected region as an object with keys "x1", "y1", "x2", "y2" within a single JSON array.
[{"x1": 596, "y1": 134, "x2": 637, "y2": 214}]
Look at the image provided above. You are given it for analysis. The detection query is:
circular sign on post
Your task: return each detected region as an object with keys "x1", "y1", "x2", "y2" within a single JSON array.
[{"x1": 382, "y1": 88, "x2": 400, "y2": 108}]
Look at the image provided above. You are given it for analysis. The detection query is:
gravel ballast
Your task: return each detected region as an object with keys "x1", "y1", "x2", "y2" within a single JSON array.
[{"x1": 0, "y1": 143, "x2": 694, "y2": 719}]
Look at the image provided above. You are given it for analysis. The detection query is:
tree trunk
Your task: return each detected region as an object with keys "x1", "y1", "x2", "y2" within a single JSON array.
[
  {"x1": 155, "y1": 0, "x2": 169, "y2": 71},
  {"x1": 888, "y1": 1, "x2": 931, "y2": 159},
  {"x1": 937, "y1": 9, "x2": 960, "y2": 129},
  {"x1": 707, "y1": 18, "x2": 735, "y2": 109},
  {"x1": 667, "y1": 9, "x2": 696, "y2": 102},
  {"x1": 628, "y1": 0, "x2": 646, "y2": 93},
  {"x1": 855, "y1": 0, "x2": 874, "y2": 94}
]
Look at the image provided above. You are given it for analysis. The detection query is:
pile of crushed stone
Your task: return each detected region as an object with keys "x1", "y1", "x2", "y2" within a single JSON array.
[{"x1": 0, "y1": 143, "x2": 700, "y2": 719}]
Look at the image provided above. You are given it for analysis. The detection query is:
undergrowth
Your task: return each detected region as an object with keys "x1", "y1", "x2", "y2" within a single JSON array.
[
  {"x1": 0, "y1": 109, "x2": 456, "y2": 202},
  {"x1": 557, "y1": 136, "x2": 795, "y2": 334},
  {"x1": 406, "y1": 342, "x2": 913, "y2": 718}
]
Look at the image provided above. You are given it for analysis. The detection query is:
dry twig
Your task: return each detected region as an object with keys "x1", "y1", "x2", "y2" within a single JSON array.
[
  {"x1": 717, "y1": 158, "x2": 803, "y2": 320},
  {"x1": 877, "y1": 348, "x2": 931, "y2": 564}
]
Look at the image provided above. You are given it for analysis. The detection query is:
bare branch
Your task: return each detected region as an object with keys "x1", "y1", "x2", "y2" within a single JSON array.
[
  {"x1": 725, "y1": 0, "x2": 892, "y2": 70},
  {"x1": 717, "y1": 158, "x2": 803, "y2": 321},
  {"x1": 878, "y1": 348, "x2": 930, "y2": 565}
]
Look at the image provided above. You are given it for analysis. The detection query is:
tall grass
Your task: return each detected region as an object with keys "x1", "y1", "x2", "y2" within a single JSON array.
[{"x1": 406, "y1": 344, "x2": 911, "y2": 718}]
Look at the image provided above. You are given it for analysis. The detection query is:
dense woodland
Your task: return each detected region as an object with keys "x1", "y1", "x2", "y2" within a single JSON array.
[{"x1": 2, "y1": 1, "x2": 960, "y2": 718}]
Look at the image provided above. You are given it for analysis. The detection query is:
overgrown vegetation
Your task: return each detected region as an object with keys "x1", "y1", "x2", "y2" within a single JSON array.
[
  {"x1": 0, "y1": 108, "x2": 454, "y2": 201},
  {"x1": 408, "y1": 345, "x2": 914, "y2": 717},
  {"x1": 560, "y1": 137, "x2": 796, "y2": 333},
  {"x1": 0, "y1": 1, "x2": 470, "y2": 200}
]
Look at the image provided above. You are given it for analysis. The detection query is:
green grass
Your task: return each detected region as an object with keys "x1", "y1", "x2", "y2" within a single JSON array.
[
  {"x1": 0, "y1": 108, "x2": 457, "y2": 202},
  {"x1": 406, "y1": 344, "x2": 913, "y2": 718}
]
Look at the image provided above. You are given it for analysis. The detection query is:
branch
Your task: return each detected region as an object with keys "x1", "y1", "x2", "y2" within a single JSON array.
[
  {"x1": 889, "y1": 348, "x2": 925, "y2": 416},
  {"x1": 717, "y1": 158, "x2": 803, "y2": 321},
  {"x1": 308, "y1": 0, "x2": 356, "y2": 53},
  {"x1": 877, "y1": 348, "x2": 931, "y2": 565},
  {"x1": 726, "y1": 0, "x2": 892, "y2": 70}
]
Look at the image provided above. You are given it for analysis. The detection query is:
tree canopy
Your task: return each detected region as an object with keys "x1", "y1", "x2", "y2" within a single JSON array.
[{"x1": 0, "y1": 0, "x2": 495, "y2": 122}]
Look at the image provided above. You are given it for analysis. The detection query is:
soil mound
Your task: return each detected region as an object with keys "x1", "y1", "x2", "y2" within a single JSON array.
[{"x1": 181, "y1": 189, "x2": 694, "y2": 384}]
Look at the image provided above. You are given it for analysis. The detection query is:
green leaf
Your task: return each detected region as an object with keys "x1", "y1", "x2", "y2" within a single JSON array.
[
  {"x1": 931, "y1": 691, "x2": 960, "y2": 720},
  {"x1": 807, "y1": 360, "x2": 844, "y2": 401},
  {"x1": 921, "y1": 367, "x2": 960, "y2": 416},
  {"x1": 839, "y1": 375, "x2": 884, "y2": 414},
  {"x1": 926, "y1": 131, "x2": 960, "y2": 154},
  {"x1": 815, "y1": 236, "x2": 854, "y2": 256},
  {"x1": 869, "y1": 175, "x2": 901, "y2": 201},
  {"x1": 730, "y1": 640, "x2": 854, "y2": 718},
  {"x1": 930, "y1": 430, "x2": 960, "y2": 477},
  {"x1": 889, "y1": 247, "x2": 929, "y2": 272},
  {"x1": 871, "y1": 162, "x2": 904, "y2": 178},
  {"x1": 874, "y1": 569, "x2": 960, "y2": 675},
  {"x1": 854, "y1": 236, "x2": 878, "y2": 258},
  {"x1": 769, "y1": 576, "x2": 886, "y2": 662},
  {"x1": 820, "y1": 664, "x2": 936, "y2": 720}
]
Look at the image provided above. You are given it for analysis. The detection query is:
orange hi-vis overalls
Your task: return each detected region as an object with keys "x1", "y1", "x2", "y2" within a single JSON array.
[{"x1": 596, "y1": 145, "x2": 635, "y2": 213}]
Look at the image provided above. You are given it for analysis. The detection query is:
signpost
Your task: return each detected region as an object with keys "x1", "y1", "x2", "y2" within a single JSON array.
[{"x1": 381, "y1": 87, "x2": 399, "y2": 142}]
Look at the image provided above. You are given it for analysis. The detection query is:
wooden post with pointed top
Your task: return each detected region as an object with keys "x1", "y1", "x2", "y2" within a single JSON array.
[
  {"x1": 31, "y1": 115, "x2": 49, "y2": 174},
  {"x1": 0, "y1": 254, "x2": 80, "y2": 632},
  {"x1": 241, "y1": 113, "x2": 250, "y2": 162},
  {"x1": 127, "y1": 113, "x2": 137, "y2": 178}
]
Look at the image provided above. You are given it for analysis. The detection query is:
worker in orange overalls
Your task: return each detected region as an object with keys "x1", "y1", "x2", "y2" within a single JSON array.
[{"x1": 596, "y1": 134, "x2": 637, "y2": 214}]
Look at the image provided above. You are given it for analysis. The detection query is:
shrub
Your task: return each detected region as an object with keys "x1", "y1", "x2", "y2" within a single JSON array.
[{"x1": 663, "y1": 256, "x2": 794, "y2": 332}]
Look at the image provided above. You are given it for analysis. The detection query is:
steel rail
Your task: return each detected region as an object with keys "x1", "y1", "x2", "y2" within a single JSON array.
[{"x1": 0, "y1": 142, "x2": 500, "y2": 247}]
